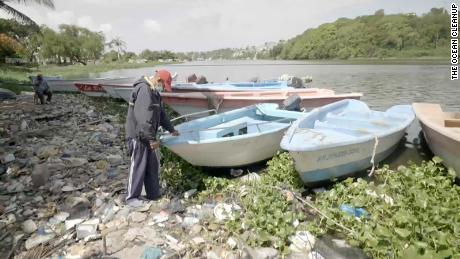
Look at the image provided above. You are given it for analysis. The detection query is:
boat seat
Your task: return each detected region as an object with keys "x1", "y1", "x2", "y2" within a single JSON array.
[{"x1": 197, "y1": 116, "x2": 288, "y2": 140}]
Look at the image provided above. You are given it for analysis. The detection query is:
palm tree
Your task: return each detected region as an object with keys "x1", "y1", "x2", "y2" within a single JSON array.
[
  {"x1": 0, "y1": 0, "x2": 55, "y2": 29},
  {"x1": 107, "y1": 37, "x2": 126, "y2": 60}
]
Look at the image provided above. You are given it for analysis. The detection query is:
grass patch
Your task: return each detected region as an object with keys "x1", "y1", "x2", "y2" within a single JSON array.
[{"x1": 0, "y1": 61, "x2": 168, "y2": 85}]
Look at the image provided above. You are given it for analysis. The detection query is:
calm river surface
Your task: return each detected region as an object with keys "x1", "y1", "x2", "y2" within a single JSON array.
[{"x1": 96, "y1": 60, "x2": 459, "y2": 168}]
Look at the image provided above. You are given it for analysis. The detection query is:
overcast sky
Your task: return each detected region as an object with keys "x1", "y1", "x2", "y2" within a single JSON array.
[{"x1": 2, "y1": 0, "x2": 452, "y2": 53}]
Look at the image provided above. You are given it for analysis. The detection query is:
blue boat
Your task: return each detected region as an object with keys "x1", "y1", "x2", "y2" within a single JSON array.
[
  {"x1": 280, "y1": 99, "x2": 414, "y2": 186},
  {"x1": 172, "y1": 80, "x2": 291, "y2": 92},
  {"x1": 161, "y1": 103, "x2": 306, "y2": 167}
]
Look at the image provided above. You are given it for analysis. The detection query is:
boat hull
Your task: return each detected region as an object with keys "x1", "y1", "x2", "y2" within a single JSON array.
[
  {"x1": 161, "y1": 91, "x2": 362, "y2": 118},
  {"x1": 166, "y1": 128, "x2": 287, "y2": 167},
  {"x1": 290, "y1": 131, "x2": 404, "y2": 186},
  {"x1": 419, "y1": 123, "x2": 460, "y2": 176},
  {"x1": 75, "y1": 83, "x2": 108, "y2": 97},
  {"x1": 45, "y1": 77, "x2": 134, "y2": 92},
  {"x1": 172, "y1": 81, "x2": 291, "y2": 92}
]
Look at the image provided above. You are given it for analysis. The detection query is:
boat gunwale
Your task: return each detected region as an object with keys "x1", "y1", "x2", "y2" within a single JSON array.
[
  {"x1": 281, "y1": 100, "x2": 414, "y2": 152},
  {"x1": 413, "y1": 103, "x2": 460, "y2": 142},
  {"x1": 161, "y1": 104, "x2": 305, "y2": 145}
]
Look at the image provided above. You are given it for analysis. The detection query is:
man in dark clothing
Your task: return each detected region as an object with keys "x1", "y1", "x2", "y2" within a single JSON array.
[
  {"x1": 33, "y1": 74, "x2": 52, "y2": 104},
  {"x1": 125, "y1": 69, "x2": 179, "y2": 207}
]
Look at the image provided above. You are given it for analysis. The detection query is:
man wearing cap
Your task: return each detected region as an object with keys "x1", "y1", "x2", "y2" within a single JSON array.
[{"x1": 125, "y1": 69, "x2": 179, "y2": 207}]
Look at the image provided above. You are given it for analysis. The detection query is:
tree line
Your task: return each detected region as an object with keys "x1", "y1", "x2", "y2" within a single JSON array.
[
  {"x1": 271, "y1": 8, "x2": 451, "y2": 59},
  {"x1": 1, "y1": 19, "x2": 108, "y2": 65},
  {"x1": 0, "y1": 7, "x2": 452, "y2": 64}
]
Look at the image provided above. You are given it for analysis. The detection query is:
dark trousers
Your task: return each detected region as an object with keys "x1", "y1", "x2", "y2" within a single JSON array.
[
  {"x1": 126, "y1": 138, "x2": 161, "y2": 201},
  {"x1": 37, "y1": 89, "x2": 52, "y2": 104}
]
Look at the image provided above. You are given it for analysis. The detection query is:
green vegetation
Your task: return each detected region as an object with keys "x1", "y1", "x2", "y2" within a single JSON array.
[
  {"x1": 91, "y1": 97, "x2": 460, "y2": 257},
  {"x1": 309, "y1": 158, "x2": 460, "y2": 258},
  {"x1": 274, "y1": 8, "x2": 450, "y2": 60},
  {"x1": 0, "y1": 61, "x2": 162, "y2": 94}
]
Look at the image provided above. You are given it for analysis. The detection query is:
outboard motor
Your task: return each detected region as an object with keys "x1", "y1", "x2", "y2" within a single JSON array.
[
  {"x1": 288, "y1": 77, "x2": 305, "y2": 88},
  {"x1": 247, "y1": 77, "x2": 259, "y2": 83},
  {"x1": 187, "y1": 74, "x2": 197, "y2": 83},
  {"x1": 282, "y1": 95, "x2": 301, "y2": 111},
  {"x1": 196, "y1": 75, "x2": 208, "y2": 84}
]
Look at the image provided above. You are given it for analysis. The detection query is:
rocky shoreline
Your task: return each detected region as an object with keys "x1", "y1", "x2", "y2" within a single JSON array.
[{"x1": 0, "y1": 94, "x2": 366, "y2": 259}]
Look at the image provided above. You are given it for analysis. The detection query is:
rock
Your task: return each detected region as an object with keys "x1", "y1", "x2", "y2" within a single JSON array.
[
  {"x1": 89, "y1": 132, "x2": 102, "y2": 142},
  {"x1": 226, "y1": 237, "x2": 238, "y2": 249},
  {"x1": 77, "y1": 218, "x2": 100, "y2": 239},
  {"x1": 106, "y1": 229, "x2": 127, "y2": 253},
  {"x1": 97, "y1": 123, "x2": 114, "y2": 132},
  {"x1": 22, "y1": 219, "x2": 38, "y2": 234},
  {"x1": 167, "y1": 198, "x2": 185, "y2": 213},
  {"x1": 189, "y1": 225, "x2": 202, "y2": 235},
  {"x1": 62, "y1": 157, "x2": 88, "y2": 167},
  {"x1": 289, "y1": 231, "x2": 316, "y2": 253},
  {"x1": 86, "y1": 110, "x2": 98, "y2": 118},
  {"x1": 95, "y1": 160, "x2": 109, "y2": 170},
  {"x1": 184, "y1": 189, "x2": 197, "y2": 199},
  {"x1": 25, "y1": 234, "x2": 55, "y2": 250},
  {"x1": 65, "y1": 218, "x2": 85, "y2": 230},
  {"x1": 37, "y1": 146, "x2": 59, "y2": 159},
  {"x1": 314, "y1": 235, "x2": 368, "y2": 259},
  {"x1": 6, "y1": 214, "x2": 16, "y2": 224},
  {"x1": 312, "y1": 187, "x2": 326, "y2": 194},
  {"x1": 20, "y1": 120, "x2": 28, "y2": 131},
  {"x1": 214, "y1": 203, "x2": 240, "y2": 222},
  {"x1": 181, "y1": 216, "x2": 199, "y2": 228},
  {"x1": 106, "y1": 154, "x2": 122, "y2": 165},
  {"x1": 123, "y1": 227, "x2": 143, "y2": 242},
  {"x1": 192, "y1": 237, "x2": 205, "y2": 245},
  {"x1": 23, "y1": 209, "x2": 34, "y2": 217},
  {"x1": 207, "y1": 247, "x2": 235, "y2": 259},
  {"x1": 9, "y1": 182, "x2": 24, "y2": 192},
  {"x1": 151, "y1": 211, "x2": 169, "y2": 225},
  {"x1": 31, "y1": 164, "x2": 50, "y2": 188},
  {"x1": 129, "y1": 211, "x2": 147, "y2": 223},
  {"x1": 62, "y1": 185, "x2": 78, "y2": 192},
  {"x1": 240, "y1": 173, "x2": 261, "y2": 182},
  {"x1": 1, "y1": 153, "x2": 15, "y2": 164},
  {"x1": 230, "y1": 169, "x2": 244, "y2": 177},
  {"x1": 244, "y1": 247, "x2": 279, "y2": 259},
  {"x1": 65, "y1": 196, "x2": 90, "y2": 209},
  {"x1": 140, "y1": 247, "x2": 162, "y2": 259},
  {"x1": 49, "y1": 212, "x2": 70, "y2": 225}
]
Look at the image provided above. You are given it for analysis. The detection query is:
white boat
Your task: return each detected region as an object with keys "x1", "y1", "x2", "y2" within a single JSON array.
[
  {"x1": 30, "y1": 76, "x2": 134, "y2": 92},
  {"x1": 413, "y1": 103, "x2": 460, "y2": 177},
  {"x1": 280, "y1": 99, "x2": 415, "y2": 186},
  {"x1": 161, "y1": 103, "x2": 306, "y2": 167},
  {"x1": 112, "y1": 87, "x2": 362, "y2": 119}
]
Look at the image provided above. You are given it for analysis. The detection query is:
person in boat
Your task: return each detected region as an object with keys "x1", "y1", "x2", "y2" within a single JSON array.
[
  {"x1": 33, "y1": 74, "x2": 52, "y2": 104},
  {"x1": 125, "y1": 69, "x2": 179, "y2": 207}
]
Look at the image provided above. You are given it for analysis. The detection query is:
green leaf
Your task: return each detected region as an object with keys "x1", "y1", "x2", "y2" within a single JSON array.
[
  {"x1": 400, "y1": 246, "x2": 421, "y2": 258},
  {"x1": 435, "y1": 249, "x2": 453, "y2": 259},
  {"x1": 394, "y1": 228, "x2": 411, "y2": 238},
  {"x1": 432, "y1": 156, "x2": 443, "y2": 164}
]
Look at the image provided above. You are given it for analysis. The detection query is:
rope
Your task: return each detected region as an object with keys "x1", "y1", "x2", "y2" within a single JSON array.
[{"x1": 368, "y1": 135, "x2": 379, "y2": 177}]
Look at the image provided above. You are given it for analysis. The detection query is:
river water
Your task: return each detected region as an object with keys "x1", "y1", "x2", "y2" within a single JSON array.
[{"x1": 96, "y1": 60, "x2": 459, "y2": 168}]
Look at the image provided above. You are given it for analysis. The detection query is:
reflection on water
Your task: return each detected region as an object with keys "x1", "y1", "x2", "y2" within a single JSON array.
[{"x1": 97, "y1": 60, "x2": 458, "y2": 167}]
